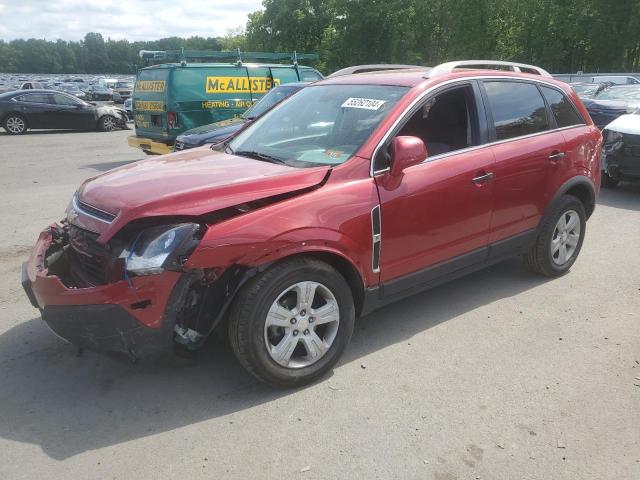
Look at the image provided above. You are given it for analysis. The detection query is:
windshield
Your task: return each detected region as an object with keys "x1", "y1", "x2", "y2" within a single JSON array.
[
  {"x1": 243, "y1": 85, "x2": 303, "y2": 119},
  {"x1": 115, "y1": 82, "x2": 132, "y2": 88},
  {"x1": 226, "y1": 84, "x2": 408, "y2": 167},
  {"x1": 595, "y1": 87, "x2": 640, "y2": 101}
]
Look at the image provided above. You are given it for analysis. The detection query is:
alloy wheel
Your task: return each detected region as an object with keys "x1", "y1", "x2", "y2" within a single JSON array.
[
  {"x1": 551, "y1": 210, "x2": 581, "y2": 265},
  {"x1": 6, "y1": 116, "x2": 25, "y2": 134},
  {"x1": 264, "y1": 281, "x2": 340, "y2": 369},
  {"x1": 102, "y1": 116, "x2": 117, "y2": 131}
]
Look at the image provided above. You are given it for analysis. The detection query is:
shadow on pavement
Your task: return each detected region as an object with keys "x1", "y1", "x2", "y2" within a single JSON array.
[
  {"x1": 597, "y1": 182, "x2": 640, "y2": 211},
  {"x1": 0, "y1": 258, "x2": 548, "y2": 460},
  {"x1": 82, "y1": 160, "x2": 137, "y2": 172}
]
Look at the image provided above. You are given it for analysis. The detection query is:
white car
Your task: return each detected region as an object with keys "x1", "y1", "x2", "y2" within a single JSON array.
[{"x1": 601, "y1": 109, "x2": 640, "y2": 187}]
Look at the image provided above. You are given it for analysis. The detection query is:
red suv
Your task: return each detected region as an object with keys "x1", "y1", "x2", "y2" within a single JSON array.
[{"x1": 22, "y1": 61, "x2": 602, "y2": 386}]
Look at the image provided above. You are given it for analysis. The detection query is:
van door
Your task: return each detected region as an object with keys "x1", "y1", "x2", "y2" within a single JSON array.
[
  {"x1": 133, "y1": 69, "x2": 169, "y2": 142},
  {"x1": 198, "y1": 65, "x2": 252, "y2": 128}
]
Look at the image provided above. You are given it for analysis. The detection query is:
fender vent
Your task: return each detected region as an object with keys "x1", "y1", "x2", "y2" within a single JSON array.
[{"x1": 371, "y1": 205, "x2": 381, "y2": 273}]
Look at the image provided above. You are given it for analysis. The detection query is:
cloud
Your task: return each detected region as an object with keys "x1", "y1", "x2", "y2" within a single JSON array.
[{"x1": 0, "y1": 0, "x2": 263, "y2": 41}]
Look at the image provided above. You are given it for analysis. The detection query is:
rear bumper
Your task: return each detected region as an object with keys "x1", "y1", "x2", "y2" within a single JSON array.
[
  {"x1": 127, "y1": 135, "x2": 173, "y2": 155},
  {"x1": 21, "y1": 227, "x2": 186, "y2": 359}
]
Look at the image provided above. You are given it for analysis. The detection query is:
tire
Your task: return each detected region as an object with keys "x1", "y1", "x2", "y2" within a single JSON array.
[
  {"x1": 601, "y1": 171, "x2": 619, "y2": 188},
  {"x1": 524, "y1": 195, "x2": 586, "y2": 277},
  {"x1": 228, "y1": 257, "x2": 355, "y2": 387},
  {"x1": 98, "y1": 115, "x2": 118, "y2": 132},
  {"x1": 3, "y1": 114, "x2": 27, "y2": 135}
]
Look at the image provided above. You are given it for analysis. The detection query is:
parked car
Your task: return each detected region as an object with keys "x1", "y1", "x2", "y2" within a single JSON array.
[
  {"x1": 84, "y1": 84, "x2": 114, "y2": 101},
  {"x1": 570, "y1": 82, "x2": 611, "y2": 99},
  {"x1": 112, "y1": 81, "x2": 133, "y2": 103},
  {"x1": 57, "y1": 83, "x2": 87, "y2": 100},
  {"x1": 21, "y1": 61, "x2": 601, "y2": 386},
  {"x1": 123, "y1": 97, "x2": 133, "y2": 119},
  {"x1": 582, "y1": 85, "x2": 640, "y2": 129},
  {"x1": 329, "y1": 64, "x2": 425, "y2": 77},
  {"x1": 129, "y1": 49, "x2": 323, "y2": 154},
  {"x1": 589, "y1": 75, "x2": 640, "y2": 85},
  {"x1": 20, "y1": 81, "x2": 45, "y2": 90},
  {"x1": 174, "y1": 82, "x2": 309, "y2": 151},
  {"x1": 600, "y1": 108, "x2": 640, "y2": 187},
  {"x1": 0, "y1": 90, "x2": 128, "y2": 134}
]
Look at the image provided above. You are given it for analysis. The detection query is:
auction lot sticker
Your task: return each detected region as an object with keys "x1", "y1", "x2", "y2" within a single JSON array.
[{"x1": 342, "y1": 97, "x2": 386, "y2": 110}]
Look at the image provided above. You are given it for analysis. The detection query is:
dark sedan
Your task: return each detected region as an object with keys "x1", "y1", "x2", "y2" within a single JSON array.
[
  {"x1": 582, "y1": 85, "x2": 640, "y2": 129},
  {"x1": 84, "y1": 84, "x2": 113, "y2": 101},
  {"x1": 0, "y1": 90, "x2": 129, "y2": 135},
  {"x1": 174, "y1": 82, "x2": 309, "y2": 151}
]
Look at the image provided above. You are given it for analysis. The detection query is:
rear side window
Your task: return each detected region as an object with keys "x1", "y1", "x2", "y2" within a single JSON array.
[
  {"x1": 484, "y1": 81, "x2": 549, "y2": 141},
  {"x1": 16, "y1": 93, "x2": 51, "y2": 104},
  {"x1": 540, "y1": 86, "x2": 584, "y2": 128}
]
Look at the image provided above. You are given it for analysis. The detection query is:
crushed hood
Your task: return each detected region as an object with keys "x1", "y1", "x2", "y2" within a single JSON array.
[
  {"x1": 74, "y1": 148, "x2": 330, "y2": 241},
  {"x1": 604, "y1": 113, "x2": 640, "y2": 134}
]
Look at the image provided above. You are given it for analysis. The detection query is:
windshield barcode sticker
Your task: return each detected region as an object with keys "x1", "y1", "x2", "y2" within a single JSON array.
[{"x1": 341, "y1": 97, "x2": 386, "y2": 110}]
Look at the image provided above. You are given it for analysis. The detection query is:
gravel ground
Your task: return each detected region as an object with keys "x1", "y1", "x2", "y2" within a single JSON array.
[{"x1": 0, "y1": 128, "x2": 638, "y2": 480}]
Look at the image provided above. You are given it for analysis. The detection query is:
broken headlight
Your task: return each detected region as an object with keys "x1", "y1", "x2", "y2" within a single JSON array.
[{"x1": 124, "y1": 223, "x2": 200, "y2": 276}]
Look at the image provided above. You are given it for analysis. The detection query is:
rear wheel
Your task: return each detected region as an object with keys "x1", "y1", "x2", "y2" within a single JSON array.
[
  {"x1": 228, "y1": 257, "x2": 355, "y2": 387},
  {"x1": 4, "y1": 114, "x2": 27, "y2": 135},
  {"x1": 601, "y1": 172, "x2": 619, "y2": 188},
  {"x1": 98, "y1": 115, "x2": 118, "y2": 132},
  {"x1": 524, "y1": 195, "x2": 586, "y2": 277}
]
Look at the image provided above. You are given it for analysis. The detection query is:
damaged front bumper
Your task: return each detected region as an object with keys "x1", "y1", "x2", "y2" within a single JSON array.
[{"x1": 21, "y1": 226, "x2": 189, "y2": 360}]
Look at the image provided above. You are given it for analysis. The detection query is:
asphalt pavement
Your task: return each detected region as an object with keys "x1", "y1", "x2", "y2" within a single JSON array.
[{"x1": 0, "y1": 128, "x2": 638, "y2": 479}]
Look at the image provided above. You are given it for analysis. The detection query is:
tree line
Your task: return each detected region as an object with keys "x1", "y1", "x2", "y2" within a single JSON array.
[{"x1": 1, "y1": 0, "x2": 639, "y2": 75}]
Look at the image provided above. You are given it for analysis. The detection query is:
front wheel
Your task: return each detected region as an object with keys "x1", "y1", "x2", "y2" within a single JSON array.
[
  {"x1": 524, "y1": 195, "x2": 586, "y2": 277},
  {"x1": 228, "y1": 257, "x2": 355, "y2": 387},
  {"x1": 98, "y1": 115, "x2": 118, "y2": 132}
]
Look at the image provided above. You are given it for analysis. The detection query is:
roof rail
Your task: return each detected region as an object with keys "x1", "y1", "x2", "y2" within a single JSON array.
[
  {"x1": 139, "y1": 49, "x2": 319, "y2": 66},
  {"x1": 426, "y1": 60, "x2": 551, "y2": 78}
]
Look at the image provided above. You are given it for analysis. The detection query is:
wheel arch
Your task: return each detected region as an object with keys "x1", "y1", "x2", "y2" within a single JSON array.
[
  {"x1": 2, "y1": 111, "x2": 29, "y2": 129},
  {"x1": 551, "y1": 175, "x2": 596, "y2": 219}
]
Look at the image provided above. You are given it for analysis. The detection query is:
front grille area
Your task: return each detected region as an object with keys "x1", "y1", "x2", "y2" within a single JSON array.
[
  {"x1": 75, "y1": 197, "x2": 117, "y2": 223},
  {"x1": 68, "y1": 225, "x2": 113, "y2": 286}
]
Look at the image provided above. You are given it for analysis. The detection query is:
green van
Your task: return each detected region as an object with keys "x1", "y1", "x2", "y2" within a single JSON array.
[{"x1": 128, "y1": 50, "x2": 323, "y2": 154}]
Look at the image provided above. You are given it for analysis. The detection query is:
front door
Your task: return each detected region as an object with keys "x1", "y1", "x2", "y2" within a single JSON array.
[
  {"x1": 375, "y1": 83, "x2": 495, "y2": 288},
  {"x1": 51, "y1": 93, "x2": 96, "y2": 129}
]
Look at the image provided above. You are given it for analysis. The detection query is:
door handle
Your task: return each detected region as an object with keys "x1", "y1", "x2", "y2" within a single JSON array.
[
  {"x1": 472, "y1": 172, "x2": 494, "y2": 184},
  {"x1": 549, "y1": 151, "x2": 565, "y2": 162}
]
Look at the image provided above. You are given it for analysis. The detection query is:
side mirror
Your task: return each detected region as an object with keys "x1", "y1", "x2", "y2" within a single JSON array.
[{"x1": 389, "y1": 136, "x2": 427, "y2": 176}]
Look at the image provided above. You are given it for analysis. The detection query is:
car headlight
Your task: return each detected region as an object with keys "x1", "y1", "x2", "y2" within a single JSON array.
[
  {"x1": 124, "y1": 223, "x2": 200, "y2": 276},
  {"x1": 626, "y1": 104, "x2": 640, "y2": 114}
]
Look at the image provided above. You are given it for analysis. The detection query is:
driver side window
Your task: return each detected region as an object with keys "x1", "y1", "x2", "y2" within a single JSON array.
[{"x1": 375, "y1": 84, "x2": 479, "y2": 171}]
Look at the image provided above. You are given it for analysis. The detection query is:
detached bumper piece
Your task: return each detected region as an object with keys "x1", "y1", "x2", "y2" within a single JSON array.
[{"x1": 41, "y1": 304, "x2": 173, "y2": 361}]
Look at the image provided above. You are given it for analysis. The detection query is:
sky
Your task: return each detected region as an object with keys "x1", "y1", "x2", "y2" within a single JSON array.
[{"x1": 0, "y1": 0, "x2": 263, "y2": 41}]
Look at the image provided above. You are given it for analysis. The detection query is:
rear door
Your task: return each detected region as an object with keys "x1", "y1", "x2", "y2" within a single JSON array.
[
  {"x1": 247, "y1": 66, "x2": 276, "y2": 104},
  {"x1": 133, "y1": 68, "x2": 170, "y2": 141},
  {"x1": 481, "y1": 80, "x2": 567, "y2": 243},
  {"x1": 13, "y1": 93, "x2": 53, "y2": 128}
]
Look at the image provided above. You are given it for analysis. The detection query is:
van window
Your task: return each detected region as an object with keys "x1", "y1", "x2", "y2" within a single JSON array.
[
  {"x1": 301, "y1": 70, "x2": 322, "y2": 81},
  {"x1": 540, "y1": 86, "x2": 584, "y2": 128},
  {"x1": 484, "y1": 81, "x2": 549, "y2": 141}
]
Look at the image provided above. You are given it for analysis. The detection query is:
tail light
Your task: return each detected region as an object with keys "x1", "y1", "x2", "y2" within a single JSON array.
[{"x1": 167, "y1": 111, "x2": 178, "y2": 129}]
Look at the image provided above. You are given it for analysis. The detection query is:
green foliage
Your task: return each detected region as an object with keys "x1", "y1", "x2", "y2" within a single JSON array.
[
  {"x1": 244, "y1": 0, "x2": 640, "y2": 73},
  {"x1": 2, "y1": 1, "x2": 639, "y2": 74}
]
